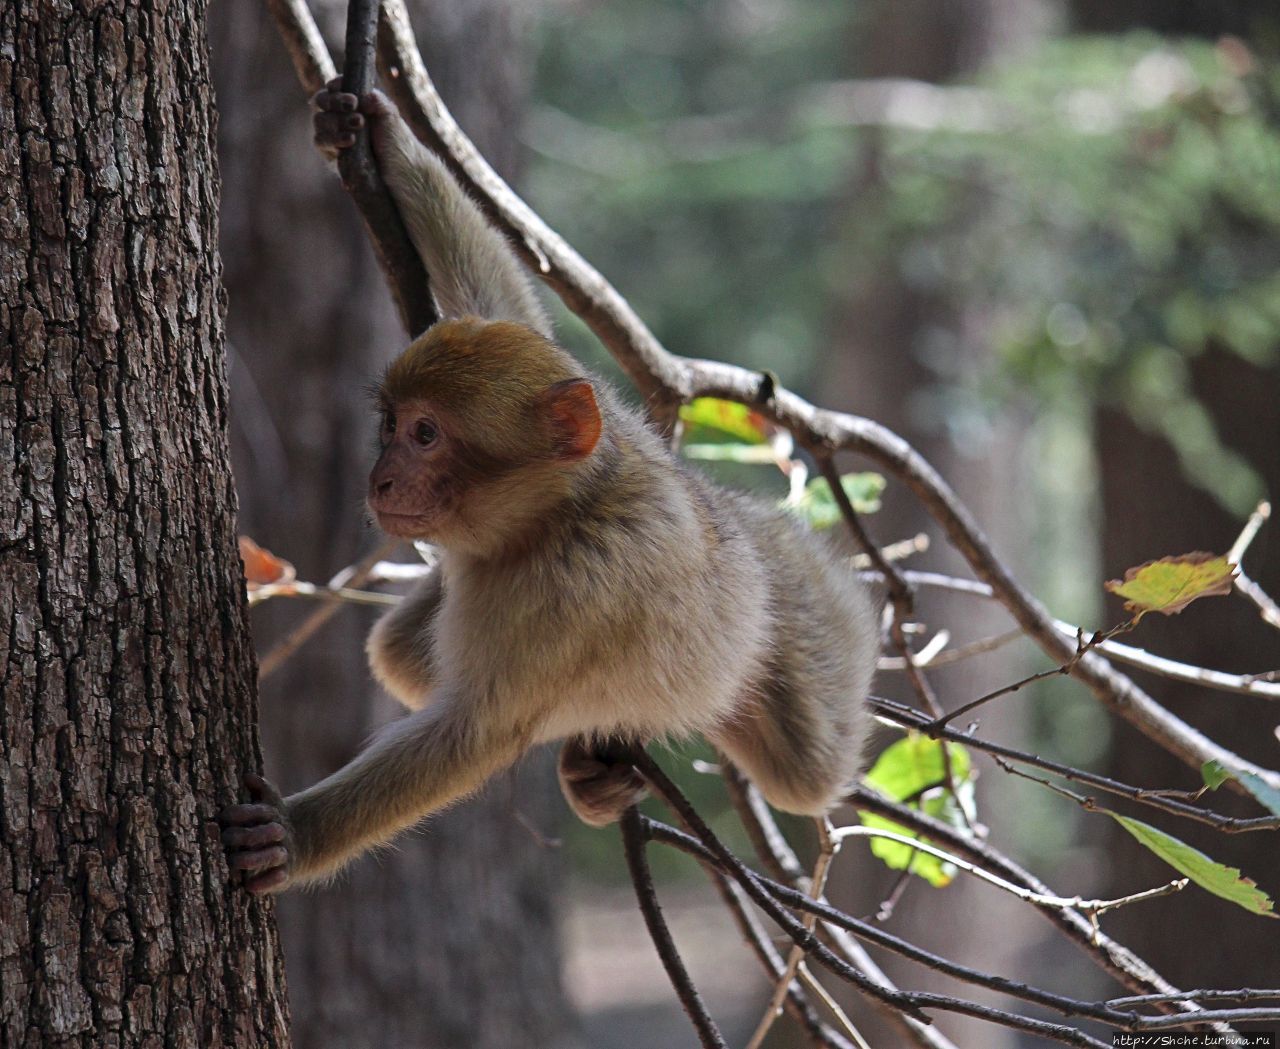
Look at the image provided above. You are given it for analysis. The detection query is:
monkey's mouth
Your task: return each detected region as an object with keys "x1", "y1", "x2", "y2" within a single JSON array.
[{"x1": 372, "y1": 509, "x2": 434, "y2": 538}]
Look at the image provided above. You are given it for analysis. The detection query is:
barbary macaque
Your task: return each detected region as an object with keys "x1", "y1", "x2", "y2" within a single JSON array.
[{"x1": 220, "y1": 84, "x2": 879, "y2": 894}]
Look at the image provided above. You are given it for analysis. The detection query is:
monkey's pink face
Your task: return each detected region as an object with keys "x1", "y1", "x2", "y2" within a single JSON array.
[{"x1": 367, "y1": 399, "x2": 457, "y2": 540}]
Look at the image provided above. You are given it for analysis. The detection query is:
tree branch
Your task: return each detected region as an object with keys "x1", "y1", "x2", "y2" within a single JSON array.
[
  {"x1": 620, "y1": 808, "x2": 728, "y2": 1049},
  {"x1": 336, "y1": 0, "x2": 436, "y2": 335}
]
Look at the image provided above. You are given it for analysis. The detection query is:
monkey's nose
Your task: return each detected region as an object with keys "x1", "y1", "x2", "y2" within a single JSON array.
[{"x1": 374, "y1": 478, "x2": 394, "y2": 498}]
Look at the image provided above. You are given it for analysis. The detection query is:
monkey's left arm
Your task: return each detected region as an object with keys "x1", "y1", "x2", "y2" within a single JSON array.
[
  {"x1": 313, "y1": 84, "x2": 551, "y2": 336},
  {"x1": 366, "y1": 568, "x2": 443, "y2": 710}
]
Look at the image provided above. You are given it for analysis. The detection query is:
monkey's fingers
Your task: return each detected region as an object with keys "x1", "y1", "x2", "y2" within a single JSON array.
[
  {"x1": 243, "y1": 867, "x2": 290, "y2": 896},
  {"x1": 311, "y1": 80, "x2": 358, "y2": 113},
  {"x1": 243, "y1": 772, "x2": 285, "y2": 807},
  {"x1": 314, "y1": 112, "x2": 363, "y2": 157},
  {"x1": 221, "y1": 822, "x2": 285, "y2": 850},
  {"x1": 218, "y1": 801, "x2": 280, "y2": 827},
  {"x1": 227, "y1": 843, "x2": 288, "y2": 872}
]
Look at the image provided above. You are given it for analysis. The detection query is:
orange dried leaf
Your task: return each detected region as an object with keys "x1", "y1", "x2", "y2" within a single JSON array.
[
  {"x1": 1104, "y1": 552, "x2": 1236, "y2": 617},
  {"x1": 238, "y1": 536, "x2": 297, "y2": 588}
]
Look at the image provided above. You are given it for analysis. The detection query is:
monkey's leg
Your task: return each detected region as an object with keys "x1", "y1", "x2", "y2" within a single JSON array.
[
  {"x1": 710, "y1": 672, "x2": 860, "y2": 817},
  {"x1": 557, "y1": 737, "x2": 649, "y2": 827}
]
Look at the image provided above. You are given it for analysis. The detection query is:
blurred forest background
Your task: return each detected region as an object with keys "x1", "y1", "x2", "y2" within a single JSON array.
[{"x1": 209, "y1": 0, "x2": 1280, "y2": 1046}]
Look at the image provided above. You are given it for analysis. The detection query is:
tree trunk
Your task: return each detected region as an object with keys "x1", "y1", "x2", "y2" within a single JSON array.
[
  {"x1": 0, "y1": 2, "x2": 289, "y2": 1046},
  {"x1": 208, "y1": 3, "x2": 576, "y2": 1047}
]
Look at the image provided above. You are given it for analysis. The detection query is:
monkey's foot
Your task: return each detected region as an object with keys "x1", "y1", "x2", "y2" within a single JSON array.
[
  {"x1": 219, "y1": 773, "x2": 293, "y2": 895},
  {"x1": 558, "y1": 738, "x2": 650, "y2": 828}
]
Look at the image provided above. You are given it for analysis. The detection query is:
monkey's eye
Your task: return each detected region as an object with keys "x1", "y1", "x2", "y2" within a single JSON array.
[
  {"x1": 381, "y1": 411, "x2": 397, "y2": 438},
  {"x1": 414, "y1": 420, "x2": 439, "y2": 447}
]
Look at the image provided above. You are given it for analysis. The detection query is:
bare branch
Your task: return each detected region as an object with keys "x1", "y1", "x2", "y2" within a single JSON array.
[
  {"x1": 264, "y1": 0, "x2": 336, "y2": 91},
  {"x1": 257, "y1": 539, "x2": 399, "y2": 679},
  {"x1": 620, "y1": 809, "x2": 728, "y2": 1049},
  {"x1": 884, "y1": 570, "x2": 1280, "y2": 700},
  {"x1": 336, "y1": 0, "x2": 436, "y2": 335},
  {"x1": 1229, "y1": 502, "x2": 1280, "y2": 631}
]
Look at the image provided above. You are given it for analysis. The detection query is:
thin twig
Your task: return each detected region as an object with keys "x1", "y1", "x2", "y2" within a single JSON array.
[
  {"x1": 931, "y1": 622, "x2": 1131, "y2": 731},
  {"x1": 1228, "y1": 500, "x2": 1270, "y2": 565},
  {"x1": 881, "y1": 571, "x2": 1280, "y2": 701},
  {"x1": 745, "y1": 819, "x2": 841, "y2": 1049},
  {"x1": 722, "y1": 768, "x2": 956, "y2": 1049},
  {"x1": 830, "y1": 824, "x2": 1189, "y2": 916},
  {"x1": 878, "y1": 627, "x2": 1024, "y2": 670},
  {"x1": 257, "y1": 539, "x2": 399, "y2": 679},
  {"x1": 870, "y1": 696, "x2": 1280, "y2": 832},
  {"x1": 851, "y1": 532, "x2": 930, "y2": 569},
  {"x1": 619, "y1": 808, "x2": 728, "y2": 1049},
  {"x1": 1228, "y1": 501, "x2": 1280, "y2": 631},
  {"x1": 1107, "y1": 989, "x2": 1280, "y2": 1008},
  {"x1": 248, "y1": 581, "x2": 400, "y2": 607}
]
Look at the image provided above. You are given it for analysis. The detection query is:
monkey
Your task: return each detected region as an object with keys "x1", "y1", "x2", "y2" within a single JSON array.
[{"x1": 219, "y1": 84, "x2": 880, "y2": 894}]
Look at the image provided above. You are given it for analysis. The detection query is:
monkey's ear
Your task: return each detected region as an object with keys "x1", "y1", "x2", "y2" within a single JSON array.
[{"x1": 541, "y1": 379, "x2": 602, "y2": 462}]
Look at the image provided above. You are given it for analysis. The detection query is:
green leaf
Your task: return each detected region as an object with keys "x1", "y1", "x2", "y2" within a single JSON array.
[
  {"x1": 1200, "y1": 760, "x2": 1230, "y2": 791},
  {"x1": 681, "y1": 442, "x2": 780, "y2": 464},
  {"x1": 1108, "y1": 813, "x2": 1276, "y2": 917},
  {"x1": 679, "y1": 398, "x2": 769, "y2": 444},
  {"x1": 786, "y1": 473, "x2": 884, "y2": 530},
  {"x1": 1104, "y1": 552, "x2": 1236, "y2": 618},
  {"x1": 860, "y1": 734, "x2": 975, "y2": 888}
]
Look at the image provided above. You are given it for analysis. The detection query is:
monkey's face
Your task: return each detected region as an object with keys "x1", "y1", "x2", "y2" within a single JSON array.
[
  {"x1": 368, "y1": 369, "x2": 604, "y2": 555},
  {"x1": 367, "y1": 395, "x2": 537, "y2": 550},
  {"x1": 367, "y1": 398, "x2": 457, "y2": 541}
]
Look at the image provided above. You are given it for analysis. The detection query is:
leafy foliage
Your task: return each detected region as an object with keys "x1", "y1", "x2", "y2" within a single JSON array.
[
  {"x1": 786, "y1": 473, "x2": 885, "y2": 530},
  {"x1": 1104, "y1": 551, "x2": 1236, "y2": 618},
  {"x1": 1107, "y1": 812, "x2": 1276, "y2": 917},
  {"x1": 860, "y1": 734, "x2": 977, "y2": 888}
]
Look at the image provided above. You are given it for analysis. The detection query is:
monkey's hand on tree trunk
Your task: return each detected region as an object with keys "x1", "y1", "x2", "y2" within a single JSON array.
[{"x1": 220, "y1": 773, "x2": 296, "y2": 895}]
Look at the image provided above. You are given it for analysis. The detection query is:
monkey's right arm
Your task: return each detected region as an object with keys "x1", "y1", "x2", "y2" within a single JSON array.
[
  {"x1": 313, "y1": 83, "x2": 551, "y2": 336},
  {"x1": 221, "y1": 694, "x2": 531, "y2": 892}
]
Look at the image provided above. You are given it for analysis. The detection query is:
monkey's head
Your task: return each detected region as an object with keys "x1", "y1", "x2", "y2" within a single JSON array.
[{"x1": 368, "y1": 318, "x2": 603, "y2": 555}]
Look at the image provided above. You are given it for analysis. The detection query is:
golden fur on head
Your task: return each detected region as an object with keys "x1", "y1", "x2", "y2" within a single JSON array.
[{"x1": 381, "y1": 318, "x2": 582, "y2": 465}]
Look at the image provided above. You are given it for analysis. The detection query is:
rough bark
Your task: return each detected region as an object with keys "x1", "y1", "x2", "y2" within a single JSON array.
[
  {"x1": 208, "y1": 2, "x2": 576, "y2": 1047},
  {"x1": 0, "y1": 0, "x2": 289, "y2": 1046}
]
